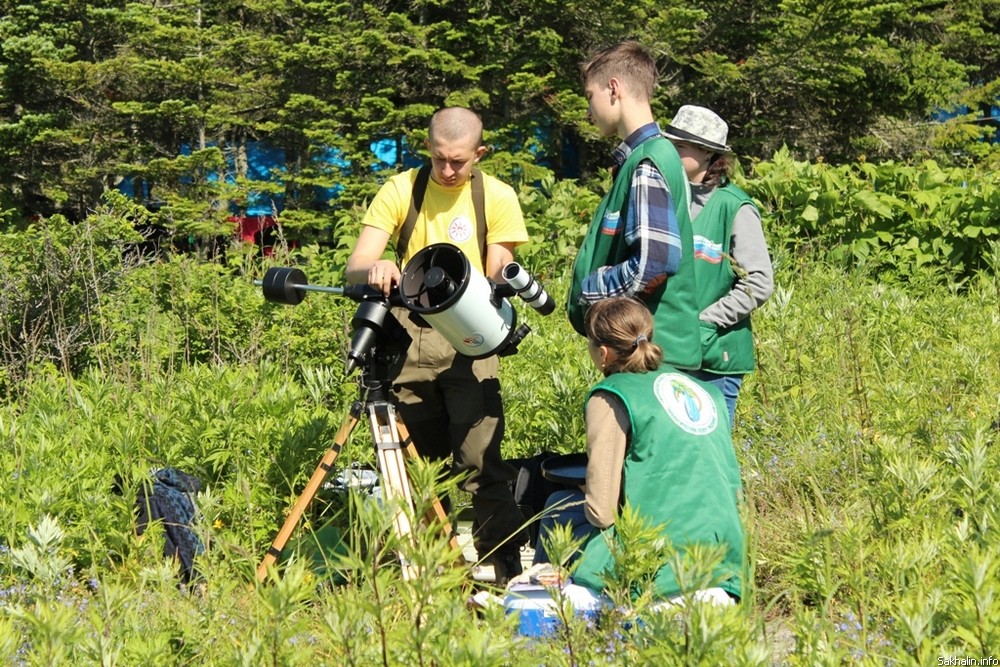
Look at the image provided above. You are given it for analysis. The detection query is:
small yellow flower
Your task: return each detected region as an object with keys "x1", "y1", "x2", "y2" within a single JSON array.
[{"x1": 213, "y1": 519, "x2": 224, "y2": 530}]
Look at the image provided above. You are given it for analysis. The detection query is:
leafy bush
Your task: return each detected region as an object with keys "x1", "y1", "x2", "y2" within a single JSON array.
[
  {"x1": 746, "y1": 148, "x2": 1000, "y2": 283},
  {"x1": 516, "y1": 175, "x2": 602, "y2": 278},
  {"x1": 0, "y1": 194, "x2": 143, "y2": 395},
  {"x1": 499, "y1": 272, "x2": 593, "y2": 458}
]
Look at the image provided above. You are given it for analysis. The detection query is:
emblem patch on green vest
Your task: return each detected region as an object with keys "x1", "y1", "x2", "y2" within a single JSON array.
[
  {"x1": 693, "y1": 235, "x2": 724, "y2": 264},
  {"x1": 654, "y1": 373, "x2": 719, "y2": 435},
  {"x1": 600, "y1": 211, "x2": 620, "y2": 235}
]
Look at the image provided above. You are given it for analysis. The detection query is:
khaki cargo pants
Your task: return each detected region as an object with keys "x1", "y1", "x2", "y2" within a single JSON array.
[{"x1": 390, "y1": 310, "x2": 526, "y2": 556}]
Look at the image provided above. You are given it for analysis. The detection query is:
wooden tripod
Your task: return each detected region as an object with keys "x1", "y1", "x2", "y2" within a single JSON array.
[{"x1": 255, "y1": 396, "x2": 458, "y2": 582}]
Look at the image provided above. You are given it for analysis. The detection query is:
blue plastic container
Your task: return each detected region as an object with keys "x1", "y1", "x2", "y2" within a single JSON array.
[{"x1": 503, "y1": 586, "x2": 602, "y2": 638}]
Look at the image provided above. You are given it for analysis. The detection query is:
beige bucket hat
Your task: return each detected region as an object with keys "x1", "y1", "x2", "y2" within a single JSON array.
[{"x1": 663, "y1": 105, "x2": 732, "y2": 153}]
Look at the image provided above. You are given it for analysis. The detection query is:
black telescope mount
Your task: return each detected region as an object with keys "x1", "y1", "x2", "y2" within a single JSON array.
[{"x1": 257, "y1": 266, "x2": 411, "y2": 393}]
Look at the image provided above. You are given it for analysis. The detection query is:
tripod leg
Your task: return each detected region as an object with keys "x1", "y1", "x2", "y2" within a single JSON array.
[
  {"x1": 394, "y1": 418, "x2": 462, "y2": 556},
  {"x1": 256, "y1": 403, "x2": 362, "y2": 582},
  {"x1": 378, "y1": 447, "x2": 420, "y2": 580},
  {"x1": 369, "y1": 403, "x2": 420, "y2": 580}
]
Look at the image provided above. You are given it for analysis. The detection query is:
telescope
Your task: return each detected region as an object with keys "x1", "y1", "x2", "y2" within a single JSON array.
[
  {"x1": 398, "y1": 243, "x2": 554, "y2": 359},
  {"x1": 254, "y1": 245, "x2": 553, "y2": 583},
  {"x1": 257, "y1": 243, "x2": 553, "y2": 374}
]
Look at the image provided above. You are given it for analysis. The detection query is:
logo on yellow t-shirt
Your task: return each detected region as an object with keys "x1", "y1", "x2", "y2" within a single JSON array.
[{"x1": 448, "y1": 216, "x2": 474, "y2": 243}]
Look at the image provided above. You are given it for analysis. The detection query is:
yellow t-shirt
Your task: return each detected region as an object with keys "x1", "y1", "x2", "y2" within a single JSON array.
[{"x1": 361, "y1": 168, "x2": 528, "y2": 273}]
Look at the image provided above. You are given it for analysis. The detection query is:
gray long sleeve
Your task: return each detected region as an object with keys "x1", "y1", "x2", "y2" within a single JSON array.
[{"x1": 690, "y1": 184, "x2": 774, "y2": 328}]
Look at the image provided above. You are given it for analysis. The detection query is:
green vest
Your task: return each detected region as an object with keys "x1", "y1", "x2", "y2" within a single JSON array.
[
  {"x1": 568, "y1": 138, "x2": 702, "y2": 370},
  {"x1": 693, "y1": 184, "x2": 758, "y2": 374},
  {"x1": 572, "y1": 366, "x2": 744, "y2": 601}
]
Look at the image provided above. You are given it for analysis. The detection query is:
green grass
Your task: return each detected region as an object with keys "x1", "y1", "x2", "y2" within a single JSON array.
[{"x1": 1, "y1": 239, "x2": 999, "y2": 664}]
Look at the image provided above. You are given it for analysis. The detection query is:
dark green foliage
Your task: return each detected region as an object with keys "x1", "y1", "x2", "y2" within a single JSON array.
[{"x1": 1, "y1": 0, "x2": 998, "y2": 229}]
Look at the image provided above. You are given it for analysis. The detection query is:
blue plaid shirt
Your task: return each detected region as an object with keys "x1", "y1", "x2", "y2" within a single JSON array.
[{"x1": 580, "y1": 122, "x2": 682, "y2": 302}]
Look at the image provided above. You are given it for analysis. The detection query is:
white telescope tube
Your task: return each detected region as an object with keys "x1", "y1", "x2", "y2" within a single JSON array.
[{"x1": 400, "y1": 244, "x2": 519, "y2": 358}]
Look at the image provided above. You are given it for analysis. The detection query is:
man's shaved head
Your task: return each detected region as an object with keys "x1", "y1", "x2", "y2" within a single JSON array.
[{"x1": 428, "y1": 107, "x2": 484, "y2": 147}]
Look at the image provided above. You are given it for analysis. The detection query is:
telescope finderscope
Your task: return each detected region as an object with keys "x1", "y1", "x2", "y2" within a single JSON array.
[{"x1": 499, "y1": 262, "x2": 556, "y2": 316}]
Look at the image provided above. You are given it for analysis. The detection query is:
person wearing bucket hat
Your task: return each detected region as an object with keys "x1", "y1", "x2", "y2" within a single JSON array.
[
  {"x1": 664, "y1": 105, "x2": 774, "y2": 428},
  {"x1": 663, "y1": 105, "x2": 733, "y2": 153},
  {"x1": 567, "y1": 41, "x2": 703, "y2": 372}
]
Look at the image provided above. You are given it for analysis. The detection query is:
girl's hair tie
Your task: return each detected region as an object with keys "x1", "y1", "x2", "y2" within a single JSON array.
[{"x1": 633, "y1": 334, "x2": 648, "y2": 348}]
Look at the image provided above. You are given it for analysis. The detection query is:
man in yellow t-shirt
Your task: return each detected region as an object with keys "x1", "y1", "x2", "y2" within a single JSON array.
[{"x1": 346, "y1": 107, "x2": 529, "y2": 585}]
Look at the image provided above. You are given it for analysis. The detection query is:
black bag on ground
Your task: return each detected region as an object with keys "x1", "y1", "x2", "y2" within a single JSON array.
[
  {"x1": 507, "y1": 451, "x2": 565, "y2": 545},
  {"x1": 134, "y1": 467, "x2": 205, "y2": 584}
]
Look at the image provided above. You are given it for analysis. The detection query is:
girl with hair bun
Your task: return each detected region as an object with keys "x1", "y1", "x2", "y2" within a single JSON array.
[
  {"x1": 583, "y1": 296, "x2": 663, "y2": 376},
  {"x1": 528, "y1": 296, "x2": 745, "y2": 609}
]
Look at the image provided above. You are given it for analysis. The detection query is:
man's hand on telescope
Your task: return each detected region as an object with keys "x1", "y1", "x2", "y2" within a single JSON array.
[
  {"x1": 366, "y1": 259, "x2": 401, "y2": 298},
  {"x1": 345, "y1": 227, "x2": 401, "y2": 297}
]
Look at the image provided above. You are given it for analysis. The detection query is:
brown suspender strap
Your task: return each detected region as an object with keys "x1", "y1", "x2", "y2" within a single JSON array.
[
  {"x1": 396, "y1": 164, "x2": 431, "y2": 263},
  {"x1": 395, "y1": 165, "x2": 488, "y2": 266},
  {"x1": 470, "y1": 168, "x2": 487, "y2": 262}
]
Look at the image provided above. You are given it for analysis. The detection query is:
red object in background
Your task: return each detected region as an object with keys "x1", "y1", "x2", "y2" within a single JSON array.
[
  {"x1": 232, "y1": 214, "x2": 276, "y2": 243},
  {"x1": 230, "y1": 214, "x2": 289, "y2": 256}
]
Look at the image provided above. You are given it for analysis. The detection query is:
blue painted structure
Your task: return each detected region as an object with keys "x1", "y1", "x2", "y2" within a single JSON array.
[
  {"x1": 932, "y1": 103, "x2": 1000, "y2": 143},
  {"x1": 118, "y1": 137, "x2": 423, "y2": 216}
]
